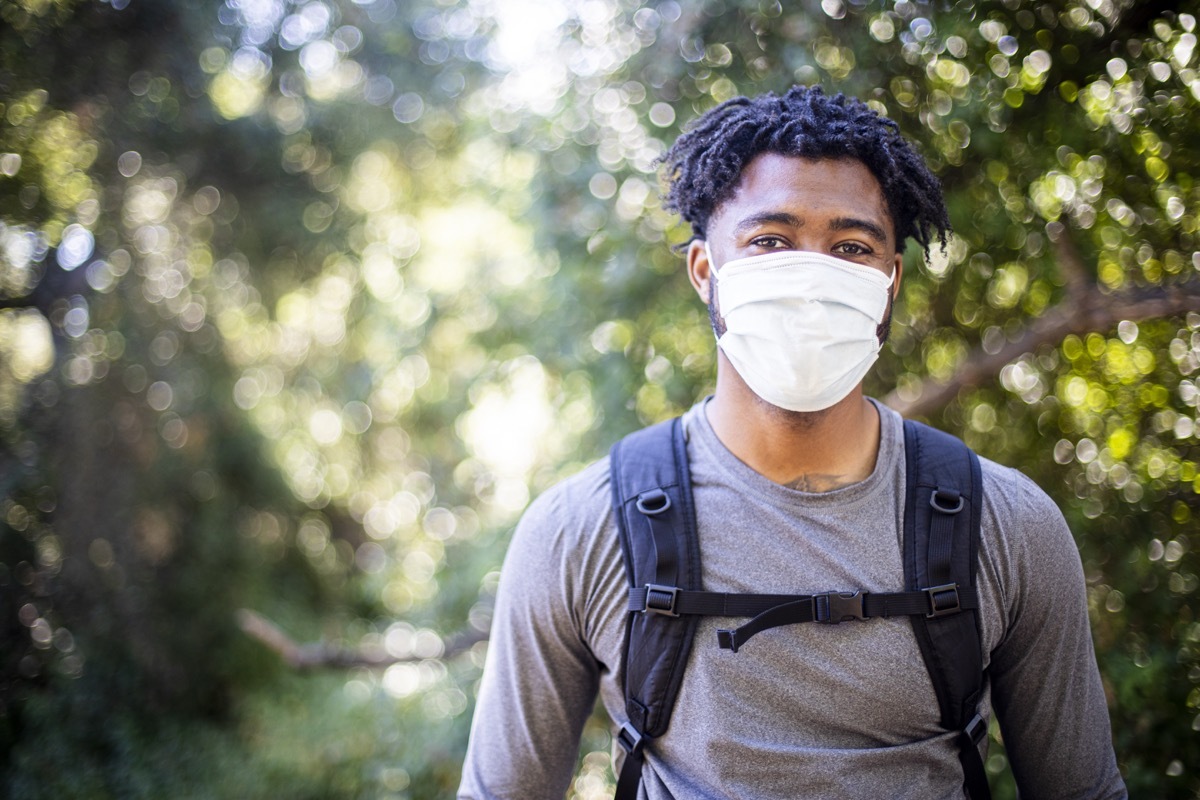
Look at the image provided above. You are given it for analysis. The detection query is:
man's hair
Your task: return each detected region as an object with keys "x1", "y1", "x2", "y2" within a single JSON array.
[{"x1": 660, "y1": 85, "x2": 950, "y2": 255}]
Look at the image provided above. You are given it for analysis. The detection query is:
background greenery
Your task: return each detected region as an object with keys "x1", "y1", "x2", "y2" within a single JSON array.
[{"x1": 1, "y1": 0, "x2": 1198, "y2": 797}]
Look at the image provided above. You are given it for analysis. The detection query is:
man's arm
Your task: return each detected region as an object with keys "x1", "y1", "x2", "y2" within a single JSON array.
[
  {"x1": 458, "y1": 487, "x2": 603, "y2": 800},
  {"x1": 985, "y1": 470, "x2": 1126, "y2": 799}
]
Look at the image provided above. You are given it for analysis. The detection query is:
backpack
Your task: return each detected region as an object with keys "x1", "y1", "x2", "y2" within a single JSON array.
[{"x1": 608, "y1": 415, "x2": 990, "y2": 800}]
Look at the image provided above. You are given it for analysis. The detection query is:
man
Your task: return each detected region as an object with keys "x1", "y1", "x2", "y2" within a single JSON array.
[{"x1": 458, "y1": 86, "x2": 1125, "y2": 799}]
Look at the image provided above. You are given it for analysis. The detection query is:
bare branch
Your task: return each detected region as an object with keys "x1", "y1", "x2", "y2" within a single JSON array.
[
  {"x1": 0, "y1": 297, "x2": 39, "y2": 312},
  {"x1": 885, "y1": 281, "x2": 1200, "y2": 418},
  {"x1": 236, "y1": 608, "x2": 489, "y2": 670}
]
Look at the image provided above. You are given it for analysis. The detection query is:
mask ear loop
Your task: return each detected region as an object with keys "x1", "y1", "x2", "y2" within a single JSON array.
[
  {"x1": 877, "y1": 265, "x2": 899, "y2": 345},
  {"x1": 702, "y1": 242, "x2": 727, "y2": 340}
]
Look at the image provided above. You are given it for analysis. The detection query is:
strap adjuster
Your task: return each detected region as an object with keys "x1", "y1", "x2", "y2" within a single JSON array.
[
  {"x1": 617, "y1": 722, "x2": 644, "y2": 755},
  {"x1": 644, "y1": 584, "x2": 680, "y2": 617},
  {"x1": 813, "y1": 591, "x2": 865, "y2": 624},
  {"x1": 924, "y1": 583, "x2": 962, "y2": 618},
  {"x1": 962, "y1": 712, "x2": 987, "y2": 745}
]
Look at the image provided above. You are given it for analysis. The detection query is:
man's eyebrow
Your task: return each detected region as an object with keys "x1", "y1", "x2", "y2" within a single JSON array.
[
  {"x1": 731, "y1": 212, "x2": 804, "y2": 236},
  {"x1": 829, "y1": 216, "x2": 888, "y2": 244}
]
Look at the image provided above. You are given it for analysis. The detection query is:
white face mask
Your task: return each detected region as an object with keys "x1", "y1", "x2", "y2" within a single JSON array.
[{"x1": 708, "y1": 245, "x2": 895, "y2": 413}]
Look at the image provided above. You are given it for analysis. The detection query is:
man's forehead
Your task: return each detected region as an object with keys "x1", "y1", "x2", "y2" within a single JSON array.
[
  {"x1": 732, "y1": 152, "x2": 882, "y2": 193},
  {"x1": 713, "y1": 153, "x2": 892, "y2": 229}
]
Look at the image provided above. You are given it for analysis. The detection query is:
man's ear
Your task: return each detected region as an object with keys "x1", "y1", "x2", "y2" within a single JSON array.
[
  {"x1": 686, "y1": 239, "x2": 711, "y2": 302},
  {"x1": 891, "y1": 252, "x2": 904, "y2": 299}
]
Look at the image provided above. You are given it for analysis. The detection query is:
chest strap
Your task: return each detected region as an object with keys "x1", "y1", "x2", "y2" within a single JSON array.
[{"x1": 628, "y1": 583, "x2": 978, "y2": 653}]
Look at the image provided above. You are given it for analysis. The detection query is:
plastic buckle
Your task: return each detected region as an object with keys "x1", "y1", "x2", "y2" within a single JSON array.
[
  {"x1": 963, "y1": 713, "x2": 987, "y2": 745},
  {"x1": 924, "y1": 583, "x2": 962, "y2": 618},
  {"x1": 930, "y1": 488, "x2": 964, "y2": 514},
  {"x1": 617, "y1": 723, "x2": 644, "y2": 755},
  {"x1": 813, "y1": 591, "x2": 865, "y2": 624},
  {"x1": 644, "y1": 584, "x2": 680, "y2": 617}
]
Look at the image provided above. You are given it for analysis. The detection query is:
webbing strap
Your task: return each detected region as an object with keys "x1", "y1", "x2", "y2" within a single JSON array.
[
  {"x1": 627, "y1": 584, "x2": 978, "y2": 652},
  {"x1": 640, "y1": 492, "x2": 679, "y2": 588},
  {"x1": 614, "y1": 749, "x2": 643, "y2": 800},
  {"x1": 628, "y1": 585, "x2": 977, "y2": 618},
  {"x1": 958, "y1": 714, "x2": 991, "y2": 800},
  {"x1": 614, "y1": 724, "x2": 645, "y2": 800},
  {"x1": 928, "y1": 488, "x2": 963, "y2": 586},
  {"x1": 717, "y1": 599, "x2": 813, "y2": 653}
]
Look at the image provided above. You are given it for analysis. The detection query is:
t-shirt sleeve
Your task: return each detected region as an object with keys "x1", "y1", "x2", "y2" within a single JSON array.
[
  {"x1": 984, "y1": 468, "x2": 1126, "y2": 799},
  {"x1": 457, "y1": 484, "x2": 603, "y2": 800}
]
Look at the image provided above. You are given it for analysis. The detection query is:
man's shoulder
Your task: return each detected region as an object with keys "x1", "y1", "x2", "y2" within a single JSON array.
[
  {"x1": 975, "y1": 453, "x2": 1063, "y2": 525},
  {"x1": 889, "y1": 406, "x2": 1061, "y2": 524},
  {"x1": 516, "y1": 453, "x2": 615, "y2": 542},
  {"x1": 971, "y1": 451, "x2": 1082, "y2": 599},
  {"x1": 890, "y1": 409, "x2": 1070, "y2": 549}
]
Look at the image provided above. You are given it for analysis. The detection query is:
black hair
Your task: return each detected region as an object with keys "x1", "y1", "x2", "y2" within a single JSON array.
[{"x1": 660, "y1": 85, "x2": 950, "y2": 255}]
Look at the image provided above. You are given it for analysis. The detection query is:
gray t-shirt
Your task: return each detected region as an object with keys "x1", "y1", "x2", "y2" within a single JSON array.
[{"x1": 459, "y1": 400, "x2": 1125, "y2": 799}]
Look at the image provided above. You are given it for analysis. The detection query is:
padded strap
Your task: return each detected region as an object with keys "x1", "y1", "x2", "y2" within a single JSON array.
[
  {"x1": 610, "y1": 417, "x2": 701, "y2": 738},
  {"x1": 610, "y1": 417, "x2": 702, "y2": 800},
  {"x1": 902, "y1": 420, "x2": 989, "y2": 800}
]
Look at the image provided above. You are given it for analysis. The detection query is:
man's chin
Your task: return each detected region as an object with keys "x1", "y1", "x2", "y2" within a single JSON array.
[{"x1": 752, "y1": 392, "x2": 835, "y2": 428}]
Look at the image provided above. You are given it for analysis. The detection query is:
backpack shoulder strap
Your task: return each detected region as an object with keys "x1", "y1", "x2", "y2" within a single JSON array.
[
  {"x1": 609, "y1": 417, "x2": 701, "y2": 799},
  {"x1": 902, "y1": 418, "x2": 990, "y2": 800}
]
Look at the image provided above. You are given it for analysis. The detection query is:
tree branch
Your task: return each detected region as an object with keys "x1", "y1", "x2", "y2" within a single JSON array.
[
  {"x1": 0, "y1": 297, "x2": 39, "y2": 312},
  {"x1": 885, "y1": 281, "x2": 1200, "y2": 418},
  {"x1": 236, "y1": 608, "x2": 488, "y2": 670}
]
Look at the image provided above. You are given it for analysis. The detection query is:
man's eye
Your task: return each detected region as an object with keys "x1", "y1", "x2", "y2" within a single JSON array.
[
  {"x1": 835, "y1": 242, "x2": 870, "y2": 255},
  {"x1": 752, "y1": 236, "x2": 788, "y2": 249}
]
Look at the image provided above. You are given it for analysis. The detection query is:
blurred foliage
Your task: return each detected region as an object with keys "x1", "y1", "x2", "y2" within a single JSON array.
[{"x1": 0, "y1": 0, "x2": 1198, "y2": 798}]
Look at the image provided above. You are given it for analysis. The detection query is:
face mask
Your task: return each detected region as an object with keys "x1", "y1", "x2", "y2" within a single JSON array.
[{"x1": 708, "y1": 245, "x2": 895, "y2": 413}]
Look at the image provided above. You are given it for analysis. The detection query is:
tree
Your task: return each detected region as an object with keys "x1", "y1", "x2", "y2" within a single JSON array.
[{"x1": 1, "y1": 0, "x2": 1197, "y2": 797}]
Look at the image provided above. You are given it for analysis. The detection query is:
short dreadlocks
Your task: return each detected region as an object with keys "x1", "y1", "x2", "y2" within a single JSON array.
[{"x1": 660, "y1": 85, "x2": 950, "y2": 255}]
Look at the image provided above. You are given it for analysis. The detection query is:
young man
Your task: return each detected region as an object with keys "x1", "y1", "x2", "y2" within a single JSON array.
[{"x1": 458, "y1": 87, "x2": 1125, "y2": 799}]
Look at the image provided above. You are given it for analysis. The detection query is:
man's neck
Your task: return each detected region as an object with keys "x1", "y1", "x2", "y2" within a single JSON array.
[{"x1": 705, "y1": 354, "x2": 883, "y2": 492}]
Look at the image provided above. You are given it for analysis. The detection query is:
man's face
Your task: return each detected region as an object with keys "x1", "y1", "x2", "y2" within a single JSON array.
[{"x1": 686, "y1": 153, "x2": 904, "y2": 332}]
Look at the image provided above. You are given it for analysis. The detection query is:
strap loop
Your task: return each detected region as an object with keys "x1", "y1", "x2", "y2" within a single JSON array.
[
  {"x1": 636, "y1": 489, "x2": 671, "y2": 516},
  {"x1": 930, "y1": 488, "x2": 964, "y2": 514}
]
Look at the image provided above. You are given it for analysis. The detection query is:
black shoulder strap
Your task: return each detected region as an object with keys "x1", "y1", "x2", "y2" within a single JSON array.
[
  {"x1": 609, "y1": 417, "x2": 701, "y2": 800},
  {"x1": 902, "y1": 418, "x2": 990, "y2": 800}
]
